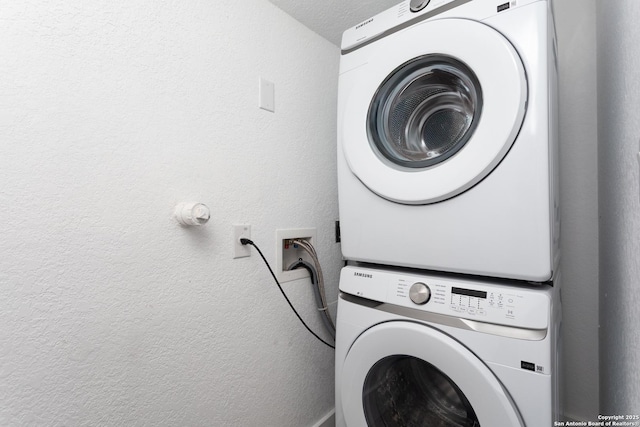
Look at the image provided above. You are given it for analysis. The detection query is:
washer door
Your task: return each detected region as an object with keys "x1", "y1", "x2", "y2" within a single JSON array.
[
  {"x1": 340, "y1": 321, "x2": 524, "y2": 426},
  {"x1": 341, "y1": 18, "x2": 527, "y2": 204}
]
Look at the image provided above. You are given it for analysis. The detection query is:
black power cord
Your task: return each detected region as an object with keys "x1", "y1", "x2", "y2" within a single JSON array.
[{"x1": 240, "y1": 238, "x2": 335, "y2": 350}]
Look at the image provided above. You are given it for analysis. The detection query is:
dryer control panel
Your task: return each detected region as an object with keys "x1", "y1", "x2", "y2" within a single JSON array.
[
  {"x1": 340, "y1": 265, "x2": 551, "y2": 329},
  {"x1": 341, "y1": 0, "x2": 542, "y2": 52},
  {"x1": 342, "y1": 0, "x2": 464, "y2": 51}
]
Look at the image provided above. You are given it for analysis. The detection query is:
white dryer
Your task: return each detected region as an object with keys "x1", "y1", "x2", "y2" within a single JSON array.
[
  {"x1": 335, "y1": 265, "x2": 562, "y2": 426},
  {"x1": 337, "y1": 0, "x2": 559, "y2": 282}
]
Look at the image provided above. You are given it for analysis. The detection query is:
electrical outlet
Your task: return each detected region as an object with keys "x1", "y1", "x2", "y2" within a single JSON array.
[
  {"x1": 275, "y1": 228, "x2": 317, "y2": 282},
  {"x1": 233, "y1": 224, "x2": 251, "y2": 259}
]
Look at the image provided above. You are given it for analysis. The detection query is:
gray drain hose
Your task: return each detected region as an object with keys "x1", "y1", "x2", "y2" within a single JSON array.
[{"x1": 287, "y1": 259, "x2": 336, "y2": 340}]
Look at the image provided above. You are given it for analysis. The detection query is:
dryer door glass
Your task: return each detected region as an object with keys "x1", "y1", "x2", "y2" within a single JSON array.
[
  {"x1": 363, "y1": 355, "x2": 480, "y2": 426},
  {"x1": 340, "y1": 18, "x2": 527, "y2": 204},
  {"x1": 368, "y1": 55, "x2": 482, "y2": 169}
]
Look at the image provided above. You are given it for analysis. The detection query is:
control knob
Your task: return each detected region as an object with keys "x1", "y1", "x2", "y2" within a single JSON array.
[
  {"x1": 409, "y1": 282, "x2": 431, "y2": 305},
  {"x1": 410, "y1": 0, "x2": 431, "y2": 12}
]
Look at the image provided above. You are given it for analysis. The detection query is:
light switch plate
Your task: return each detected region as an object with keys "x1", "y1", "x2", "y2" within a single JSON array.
[{"x1": 259, "y1": 77, "x2": 275, "y2": 112}]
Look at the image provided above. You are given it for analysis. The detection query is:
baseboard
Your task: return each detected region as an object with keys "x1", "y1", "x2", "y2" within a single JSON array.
[{"x1": 311, "y1": 408, "x2": 335, "y2": 427}]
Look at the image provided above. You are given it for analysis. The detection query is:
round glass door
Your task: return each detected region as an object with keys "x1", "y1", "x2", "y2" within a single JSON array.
[
  {"x1": 368, "y1": 55, "x2": 482, "y2": 169},
  {"x1": 340, "y1": 321, "x2": 523, "y2": 426},
  {"x1": 363, "y1": 355, "x2": 480, "y2": 426},
  {"x1": 362, "y1": 355, "x2": 480, "y2": 427},
  {"x1": 340, "y1": 18, "x2": 527, "y2": 204}
]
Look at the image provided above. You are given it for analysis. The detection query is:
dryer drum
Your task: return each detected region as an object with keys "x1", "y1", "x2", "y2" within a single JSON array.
[
  {"x1": 362, "y1": 355, "x2": 480, "y2": 426},
  {"x1": 368, "y1": 55, "x2": 483, "y2": 169}
]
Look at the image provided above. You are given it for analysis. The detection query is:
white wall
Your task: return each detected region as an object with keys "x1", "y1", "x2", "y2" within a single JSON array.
[
  {"x1": 0, "y1": 1, "x2": 341, "y2": 425},
  {"x1": 597, "y1": 0, "x2": 640, "y2": 414},
  {"x1": 554, "y1": 0, "x2": 600, "y2": 420}
]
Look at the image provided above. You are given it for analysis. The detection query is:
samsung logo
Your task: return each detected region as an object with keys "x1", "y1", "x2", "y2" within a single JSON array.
[
  {"x1": 356, "y1": 18, "x2": 373, "y2": 30},
  {"x1": 354, "y1": 272, "x2": 373, "y2": 279}
]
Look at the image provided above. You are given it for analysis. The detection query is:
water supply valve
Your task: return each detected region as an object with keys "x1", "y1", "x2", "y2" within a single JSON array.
[{"x1": 175, "y1": 202, "x2": 210, "y2": 226}]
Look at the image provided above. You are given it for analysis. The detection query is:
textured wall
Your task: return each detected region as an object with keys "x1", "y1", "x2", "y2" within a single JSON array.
[
  {"x1": 554, "y1": 0, "x2": 600, "y2": 420},
  {"x1": 597, "y1": 1, "x2": 640, "y2": 415},
  {"x1": 0, "y1": 1, "x2": 341, "y2": 425}
]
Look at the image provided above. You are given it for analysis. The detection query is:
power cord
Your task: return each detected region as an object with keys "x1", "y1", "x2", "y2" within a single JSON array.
[{"x1": 240, "y1": 238, "x2": 335, "y2": 350}]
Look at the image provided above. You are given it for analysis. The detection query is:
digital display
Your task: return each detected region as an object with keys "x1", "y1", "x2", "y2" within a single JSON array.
[
  {"x1": 497, "y1": 2, "x2": 510, "y2": 12},
  {"x1": 451, "y1": 287, "x2": 487, "y2": 299},
  {"x1": 521, "y1": 361, "x2": 535, "y2": 371}
]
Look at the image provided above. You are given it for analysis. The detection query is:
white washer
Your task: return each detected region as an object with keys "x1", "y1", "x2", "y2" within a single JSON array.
[
  {"x1": 335, "y1": 265, "x2": 562, "y2": 427},
  {"x1": 337, "y1": 0, "x2": 559, "y2": 282}
]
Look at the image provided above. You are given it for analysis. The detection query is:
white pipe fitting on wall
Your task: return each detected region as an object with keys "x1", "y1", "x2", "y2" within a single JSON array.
[{"x1": 174, "y1": 202, "x2": 210, "y2": 226}]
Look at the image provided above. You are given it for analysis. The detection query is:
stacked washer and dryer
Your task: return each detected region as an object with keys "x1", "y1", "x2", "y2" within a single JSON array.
[{"x1": 335, "y1": 0, "x2": 561, "y2": 426}]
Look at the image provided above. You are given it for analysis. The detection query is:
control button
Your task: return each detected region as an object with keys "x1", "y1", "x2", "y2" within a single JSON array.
[
  {"x1": 410, "y1": 0, "x2": 431, "y2": 12},
  {"x1": 410, "y1": 282, "x2": 431, "y2": 305}
]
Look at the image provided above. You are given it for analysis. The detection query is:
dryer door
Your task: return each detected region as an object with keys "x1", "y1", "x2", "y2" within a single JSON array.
[
  {"x1": 340, "y1": 321, "x2": 524, "y2": 426},
  {"x1": 341, "y1": 18, "x2": 527, "y2": 204}
]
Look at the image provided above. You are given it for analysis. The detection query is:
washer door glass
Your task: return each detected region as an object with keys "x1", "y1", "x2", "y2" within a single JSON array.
[
  {"x1": 339, "y1": 321, "x2": 524, "y2": 426},
  {"x1": 363, "y1": 355, "x2": 480, "y2": 426},
  {"x1": 368, "y1": 55, "x2": 482, "y2": 169}
]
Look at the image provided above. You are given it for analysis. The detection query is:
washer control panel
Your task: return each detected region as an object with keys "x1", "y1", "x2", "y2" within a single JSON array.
[{"x1": 340, "y1": 266, "x2": 551, "y2": 329}]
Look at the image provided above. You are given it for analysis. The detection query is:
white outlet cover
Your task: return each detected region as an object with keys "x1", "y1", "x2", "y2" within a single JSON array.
[
  {"x1": 275, "y1": 228, "x2": 317, "y2": 283},
  {"x1": 233, "y1": 224, "x2": 252, "y2": 259}
]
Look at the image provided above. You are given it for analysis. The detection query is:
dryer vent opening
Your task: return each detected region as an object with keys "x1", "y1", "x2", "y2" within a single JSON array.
[{"x1": 368, "y1": 55, "x2": 482, "y2": 169}]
